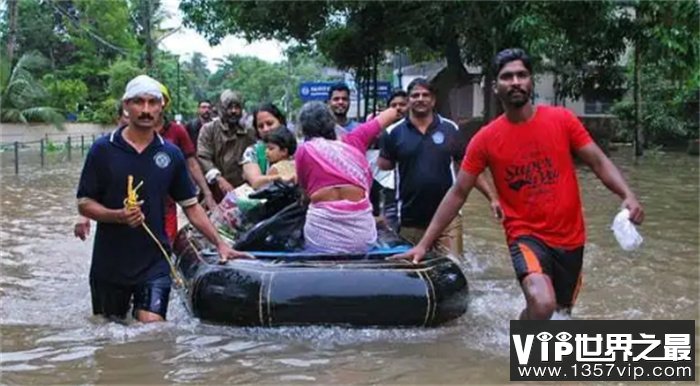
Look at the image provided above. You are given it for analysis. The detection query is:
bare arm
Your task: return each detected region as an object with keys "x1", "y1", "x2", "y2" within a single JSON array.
[
  {"x1": 575, "y1": 143, "x2": 644, "y2": 224},
  {"x1": 183, "y1": 203, "x2": 223, "y2": 246},
  {"x1": 375, "y1": 107, "x2": 401, "y2": 129},
  {"x1": 78, "y1": 198, "x2": 142, "y2": 227},
  {"x1": 196, "y1": 124, "x2": 217, "y2": 176},
  {"x1": 243, "y1": 163, "x2": 280, "y2": 189},
  {"x1": 393, "y1": 170, "x2": 479, "y2": 263},
  {"x1": 474, "y1": 172, "x2": 504, "y2": 221},
  {"x1": 472, "y1": 169, "x2": 494, "y2": 200},
  {"x1": 186, "y1": 156, "x2": 215, "y2": 207},
  {"x1": 73, "y1": 214, "x2": 91, "y2": 240}
]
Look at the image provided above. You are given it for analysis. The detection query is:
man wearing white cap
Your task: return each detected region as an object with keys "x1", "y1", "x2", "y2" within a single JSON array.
[{"x1": 76, "y1": 75, "x2": 252, "y2": 324}]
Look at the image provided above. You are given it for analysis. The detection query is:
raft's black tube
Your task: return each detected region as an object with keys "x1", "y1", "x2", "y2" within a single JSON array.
[{"x1": 173, "y1": 227, "x2": 468, "y2": 327}]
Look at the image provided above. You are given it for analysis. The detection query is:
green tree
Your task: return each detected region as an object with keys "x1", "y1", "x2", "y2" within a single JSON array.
[
  {"x1": 285, "y1": 50, "x2": 334, "y2": 113},
  {"x1": 179, "y1": 0, "x2": 330, "y2": 44},
  {"x1": 180, "y1": 1, "x2": 629, "y2": 122},
  {"x1": 0, "y1": 0, "x2": 73, "y2": 68},
  {"x1": 613, "y1": 0, "x2": 700, "y2": 151},
  {"x1": 182, "y1": 52, "x2": 211, "y2": 102},
  {"x1": 211, "y1": 55, "x2": 286, "y2": 111},
  {"x1": 42, "y1": 75, "x2": 88, "y2": 114},
  {"x1": 0, "y1": 51, "x2": 64, "y2": 127}
]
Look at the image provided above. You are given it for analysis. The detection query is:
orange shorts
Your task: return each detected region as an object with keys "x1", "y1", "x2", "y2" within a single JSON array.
[{"x1": 509, "y1": 235, "x2": 584, "y2": 307}]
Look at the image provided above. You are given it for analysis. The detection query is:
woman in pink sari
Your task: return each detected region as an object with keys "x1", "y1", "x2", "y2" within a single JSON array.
[{"x1": 295, "y1": 102, "x2": 400, "y2": 253}]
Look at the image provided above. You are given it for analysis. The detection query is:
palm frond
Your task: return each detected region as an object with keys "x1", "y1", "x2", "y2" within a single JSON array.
[
  {"x1": 1, "y1": 51, "x2": 57, "y2": 128},
  {"x1": 1, "y1": 108, "x2": 23, "y2": 123},
  {"x1": 20, "y1": 106, "x2": 65, "y2": 130},
  {"x1": 11, "y1": 51, "x2": 49, "y2": 73}
]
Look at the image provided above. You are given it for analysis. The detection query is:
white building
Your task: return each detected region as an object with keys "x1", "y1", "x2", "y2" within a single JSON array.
[{"x1": 394, "y1": 60, "x2": 617, "y2": 122}]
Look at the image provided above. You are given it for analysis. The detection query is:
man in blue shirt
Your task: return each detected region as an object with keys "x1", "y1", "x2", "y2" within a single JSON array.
[
  {"x1": 327, "y1": 82, "x2": 359, "y2": 135},
  {"x1": 378, "y1": 78, "x2": 501, "y2": 255},
  {"x1": 77, "y1": 75, "x2": 251, "y2": 323}
]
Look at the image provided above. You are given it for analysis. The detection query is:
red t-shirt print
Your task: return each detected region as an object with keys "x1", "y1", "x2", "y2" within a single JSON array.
[{"x1": 461, "y1": 105, "x2": 593, "y2": 248}]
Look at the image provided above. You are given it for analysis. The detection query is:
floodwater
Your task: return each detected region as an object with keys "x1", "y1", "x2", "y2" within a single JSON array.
[{"x1": 1, "y1": 148, "x2": 698, "y2": 384}]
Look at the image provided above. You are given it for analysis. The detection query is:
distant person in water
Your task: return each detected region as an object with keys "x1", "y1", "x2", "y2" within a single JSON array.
[{"x1": 394, "y1": 48, "x2": 645, "y2": 320}]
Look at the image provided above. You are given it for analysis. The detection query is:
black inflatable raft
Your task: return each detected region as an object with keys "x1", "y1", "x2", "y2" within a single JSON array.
[
  {"x1": 171, "y1": 182, "x2": 468, "y2": 327},
  {"x1": 172, "y1": 225, "x2": 468, "y2": 327}
]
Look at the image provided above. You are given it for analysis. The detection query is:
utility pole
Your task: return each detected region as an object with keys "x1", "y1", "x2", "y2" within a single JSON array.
[
  {"x1": 285, "y1": 52, "x2": 292, "y2": 115},
  {"x1": 632, "y1": 3, "x2": 645, "y2": 158},
  {"x1": 144, "y1": 0, "x2": 154, "y2": 71},
  {"x1": 633, "y1": 41, "x2": 644, "y2": 157},
  {"x1": 397, "y1": 52, "x2": 403, "y2": 90},
  {"x1": 372, "y1": 53, "x2": 378, "y2": 116},
  {"x1": 6, "y1": 0, "x2": 18, "y2": 65},
  {"x1": 176, "y1": 56, "x2": 181, "y2": 115}
]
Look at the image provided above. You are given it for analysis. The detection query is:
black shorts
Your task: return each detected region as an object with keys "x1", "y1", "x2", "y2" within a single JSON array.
[
  {"x1": 509, "y1": 235, "x2": 584, "y2": 307},
  {"x1": 370, "y1": 180, "x2": 383, "y2": 216},
  {"x1": 90, "y1": 274, "x2": 172, "y2": 321}
]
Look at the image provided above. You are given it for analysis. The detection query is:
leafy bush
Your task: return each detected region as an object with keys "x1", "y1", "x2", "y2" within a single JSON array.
[
  {"x1": 43, "y1": 75, "x2": 88, "y2": 114},
  {"x1": 611, "y1": 63, "x2": 699, "y2": 145}
]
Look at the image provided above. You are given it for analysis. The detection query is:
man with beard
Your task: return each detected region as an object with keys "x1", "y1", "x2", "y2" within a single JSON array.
[
  {"x1": 197, "y1": 90, "x2": 256, "y2": 202},
  {"x1": 327, "y1": 83, "x2": 358, "y2": 135},
  {"x1": 185, "y1": 99, "x2": 213, "y2": 147},
  {"x1": 378, "y1": 78, "x2": 500, "y2": 255},
  {"x1": 394, "y1": 48, "x2": 645, "y2": 320},
  {"x1": 76, "y1": 75, "x2": 251, "y2": 323}
]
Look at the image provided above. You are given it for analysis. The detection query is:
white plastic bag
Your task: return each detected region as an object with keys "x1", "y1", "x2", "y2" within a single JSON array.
[{"x1": 611, "y1": 208, "x2": 643, "y2": 251}]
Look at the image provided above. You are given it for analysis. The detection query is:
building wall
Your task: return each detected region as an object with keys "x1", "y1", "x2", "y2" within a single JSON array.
[
  {"x1": 0, "y1": 123, "x2": 113, "y2": 144},
  {"x1": 531, "y1": 73, "x2": 586, "y2": 116},
  {"x1": 465, "y1": 72, "x2": 592, "y2": 118},
  {"x1": 396, "y1": 62, "x2": 622, "y2": 120}
]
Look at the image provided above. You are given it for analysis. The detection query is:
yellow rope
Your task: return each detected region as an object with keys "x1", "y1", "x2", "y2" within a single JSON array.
[{"x1": 124, "y1": 175, "x2": 185, "y2": 288}]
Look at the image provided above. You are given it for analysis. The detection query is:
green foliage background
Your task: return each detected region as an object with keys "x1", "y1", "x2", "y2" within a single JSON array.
[{"x1": 1, "y1": 0, "x2": 697, "y2": 147}]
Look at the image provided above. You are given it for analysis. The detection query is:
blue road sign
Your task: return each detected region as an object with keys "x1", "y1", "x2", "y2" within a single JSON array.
[
  {"x1": 299, "y1": 82, "x2": 334, "y2": 101},
  {"x1": 299, "y1": 81, "x2": 393, "y2": 102}
]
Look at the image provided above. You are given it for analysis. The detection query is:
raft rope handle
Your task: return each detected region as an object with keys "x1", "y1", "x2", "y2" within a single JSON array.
[{"x1": 124, "y1": 175, "x2": 185, "y2": 288}]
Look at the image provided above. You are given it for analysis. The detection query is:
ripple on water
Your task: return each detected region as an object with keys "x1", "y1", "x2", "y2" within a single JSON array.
[{"x1": 0, "y1": 151, "x2": 698, "y2": 384}]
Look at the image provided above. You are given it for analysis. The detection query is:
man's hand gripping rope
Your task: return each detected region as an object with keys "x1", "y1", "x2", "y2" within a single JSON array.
[{"x1": 124, "y1": 175, "x2": 186, "y2": 288}]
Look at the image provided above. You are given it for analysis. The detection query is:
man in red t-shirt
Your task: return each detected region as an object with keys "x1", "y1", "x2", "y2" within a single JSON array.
[
  {"x1": 156, "y1": 85, "x2": 216, "y2": 243},
  {"x1": 395, "y1": 48, "x2": 645, "y2": 320}
]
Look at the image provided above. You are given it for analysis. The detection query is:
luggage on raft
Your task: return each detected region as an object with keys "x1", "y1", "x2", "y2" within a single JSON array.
[{"x1": 172, "y1": 182, "x2": 469, "y2": 327}]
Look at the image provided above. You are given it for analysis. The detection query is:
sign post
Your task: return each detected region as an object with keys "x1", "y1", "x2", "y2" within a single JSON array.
[{"x1": 299, "y1": 81, "x2": 392, "y2": 102}]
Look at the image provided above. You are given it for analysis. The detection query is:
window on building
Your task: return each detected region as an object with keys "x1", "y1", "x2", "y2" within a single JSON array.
[{"x1": 584, "y1": 95, "x2": 616, "y2": 115}]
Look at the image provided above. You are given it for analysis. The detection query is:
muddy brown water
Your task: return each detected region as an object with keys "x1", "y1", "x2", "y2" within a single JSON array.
[{"x1": 1, "y1": 149, "x2": 697, "y2": 384}]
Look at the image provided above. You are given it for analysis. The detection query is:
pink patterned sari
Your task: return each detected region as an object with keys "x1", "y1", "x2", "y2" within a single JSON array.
[{"x1": 301, "y1": 138, "x2": 377, "y2": 253}]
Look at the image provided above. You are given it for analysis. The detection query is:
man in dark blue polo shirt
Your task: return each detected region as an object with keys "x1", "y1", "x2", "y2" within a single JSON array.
[
  {"x1": 378, "y1": 78, "x2": 501, "y2": 255},
  {"x1": 77, "y1": 75, "x2": 251, "y2": 323}
]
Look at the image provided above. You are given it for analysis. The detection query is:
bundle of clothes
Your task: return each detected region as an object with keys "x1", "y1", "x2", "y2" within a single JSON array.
[{"x1": 210, "y1": 181, "x2": 305, "y2": 251}]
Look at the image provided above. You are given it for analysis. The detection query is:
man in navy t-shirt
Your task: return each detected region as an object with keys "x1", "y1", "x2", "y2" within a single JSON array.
[
  {"x1": 77, "y1": 75, "x2": 251, "y2": 323},
  {"x1": 378, "y1": 78, "x2": 501, "y2": 255}
]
